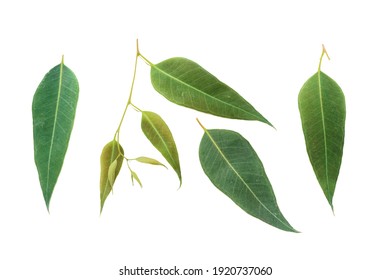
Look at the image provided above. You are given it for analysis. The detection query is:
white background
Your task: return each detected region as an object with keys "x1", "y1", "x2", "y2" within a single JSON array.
[{"x1": 1, "y1": 0, "x2": 389, "y2": 279}]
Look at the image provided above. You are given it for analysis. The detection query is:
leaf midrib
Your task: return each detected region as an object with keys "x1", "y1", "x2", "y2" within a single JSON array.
[
  {"x1": 317, "y1": 71, "x2": 330, "y2": 197},
  {"x1": 204, "y1": 130, "x2": 292, "y2": 230},
  {"x1": 152, "y1": 62, "x2": 261, "y2": 120},
  {"x1": 46, "y1": 63, "x2": 64, "y2": 196}
]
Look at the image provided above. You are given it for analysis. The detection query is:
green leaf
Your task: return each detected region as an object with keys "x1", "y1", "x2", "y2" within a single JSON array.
[
  {"x1": 198, "y1": 126, "x2": 297, "y2": 232},
  {"x1": 130, "y1": 170, "x2": 143, "y2": 188},
  {"x1": 134, "y1": 156, "x2": 167, "y2": 168},
  {"x1": 141, "y1": 111, "x2": 182, "y2": 186},
  {"x1": 298, "y1": 70, "x2": 346, "y2": 210},
  {"x1": 100, "y1": 140, "x2": 124, "y2": 212},
  {"x1": 108, "y1": 159, "x2": 118, "y2": 187},
  {"x1": 32, "y1": 56, "x2": 79, "y2": 211},
  {"x1": 150, "y1": 57, "x2": 272, "y2": 126}
]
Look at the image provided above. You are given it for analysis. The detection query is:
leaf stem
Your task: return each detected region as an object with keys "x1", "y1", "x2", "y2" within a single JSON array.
[
  {"x1": 130, "y1": 103, "x2": 142, "y2": 112},
  {"x1": 196, "y1": 118, "x2": 207, "y2": 132},
  {"x1": 318, "y1": 44, "x2": 330, "y2": 72},
  {"x1": 114, "y1": 40, "x2": 141, "y2": 143},
  {"x1": 112, "y1": 40, "x2": 154, "y2": 162},
  {"x1": 138, "y1": 52, "x2": 154, "y2": 66},
  {"x1": 128, "y1": 40, "x2": 140, "y2": 104}
]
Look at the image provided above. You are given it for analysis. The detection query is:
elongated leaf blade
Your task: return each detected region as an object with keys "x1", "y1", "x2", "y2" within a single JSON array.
[
  {"x1": 298, "y1": 71, "x2": 346, "y2": 209},
  {"x1": 199, "y1": 129, "x2": 297, "y2": 232},
  {"x1": 32, "y1": 57, "x2": 79, "y2": 210},
  {"x1": 141, "y1": 111, "x2": 182, "y2": 185},
  {"x1": 100, "y1": 140, "x2": 124, "y2": 212},
  {"x1": 134, "y1": 156, "x2": 167, "y2": 168},
  {"x1": 130, "y1": 170, "x2": 143, "y2": 188},
  {"x1": 150, "y1": 57, "x2": 272, "y2": 126},
  {"x1": 108, "y1": 160, "x2": 118, "y2": 187}
]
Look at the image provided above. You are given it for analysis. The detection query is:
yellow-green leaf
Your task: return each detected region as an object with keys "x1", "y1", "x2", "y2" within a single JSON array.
[
  {"x1": 141, "y1": 111, "x2": 182, "y2": 186},
  {"x1": 130, "y1": 170, "x2": 143, "y2": 188},
  {"x1": 100, "y1": 140, "x2": 124, "y2": 212},
  {"x1": 134, "y1": 156, "x2": 167, "y2": 168},
  {"x1": 108, "y1": 159, "x2": 118, "y2": 187}
]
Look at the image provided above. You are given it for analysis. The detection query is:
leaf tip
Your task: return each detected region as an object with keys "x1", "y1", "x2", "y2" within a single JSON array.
[
  {"x1": 100, "y1": 201, "x2": 105, "y2": 215},
  {"x1": 261, "y1": 116, "x2": 275, "y2": 129},
  {"x1": 44, "y1": 195, "x2": 51, "y2": 213},
  {"x1": 177, "y1": 178, "x2": 183, "y2": 190},
  {"x1": 325, "y1": 193, "x2": 335, "y2": 213},
  {"x1": 289, "y1": 226, "x2": 300, "y2": 233},
  {"x1": 280, "y1": 222, "x2": 299, "y2": 233}
]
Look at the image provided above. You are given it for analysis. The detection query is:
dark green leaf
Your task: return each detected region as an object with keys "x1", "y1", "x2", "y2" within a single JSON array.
[
  {"x1": 32, "y1": 56, "x2": 79, "y2": 211},
  {"x1": 100, "y1": 140, "x2": 124, "y2": 212},
  {"x1": 199, "y1": 127, "x2": 297, "y2": 232},
  {"x1": 298, "y1": 71, "x2": 346, "y2": 210},
  {"x1": 150, "y1": 57, "x2": 272, "y2": 126},
  {"x1": 141, "y1": 111, "x2": 182, "y2": 186}
]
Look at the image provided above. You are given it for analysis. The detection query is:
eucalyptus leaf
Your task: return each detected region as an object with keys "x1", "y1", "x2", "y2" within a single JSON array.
[
  {"x1": 199, "y1": 127, "x2": 297, "y2": 232},
  {"x1": 108, "y1": 159, "x2": 118, "y2": 187},
  {"x1": 130, "y1": 170, "x2": 143, "y2": 187},
  {"x1": 32, "y1": 56, "x2": 79, "y2": 211},
  {"x1": 150, "y1": 57, "x2": 272, "y2": 126},
  {"x1": 100, "y1": 140, "x2": 124, "y2": 212},
  {"x1": 141, "y1": 111, "x2": 182, "y2": 185},
  {"x1": 134, "y1": 156, "x2": 167, "y2": 168},
  {"x1": 298, "y1": 70, "x2": 346, "y2": 210}
]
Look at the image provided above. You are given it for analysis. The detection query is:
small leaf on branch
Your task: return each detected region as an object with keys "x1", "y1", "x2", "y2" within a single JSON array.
[
  {"x1": 141, "y1": 111, "x2": 182, "y2": 186},
  {"x1": 134, "y1": 156, "x2": 167, "y2": 168},
  {"x1": 130, "y1": 170, "x2": 143, "y2": 187},
  {"x1": 100, "y1": 140, "x2": 124, "y2": 212},
  {"x1": 108, "y1": 159, "x2": 118, "y2": 187}
]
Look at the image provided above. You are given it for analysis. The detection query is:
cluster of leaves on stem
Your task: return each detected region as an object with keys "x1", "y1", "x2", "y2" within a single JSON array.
[{"x1": 98, "y1": 41, "x2": 300, "y2": 232}]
